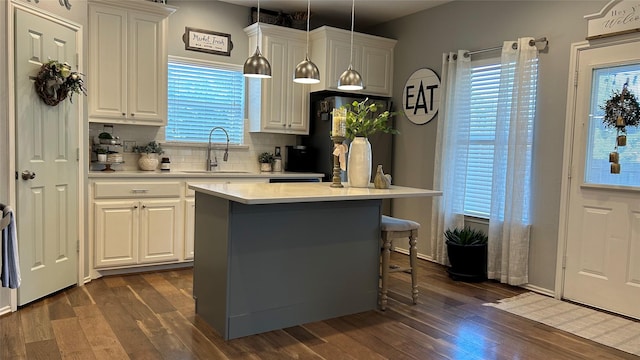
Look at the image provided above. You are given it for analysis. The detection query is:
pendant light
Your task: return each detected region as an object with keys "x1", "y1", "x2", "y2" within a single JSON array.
[
  {"x1": 244, "y1": 0, "x2": 272, "y2": 78},
  {"x1": 293, "y1": 0, "x2": 320, "y2": 84},
  {"x1": 337, "y1": 0, "x2": 363, "y2": 91}
]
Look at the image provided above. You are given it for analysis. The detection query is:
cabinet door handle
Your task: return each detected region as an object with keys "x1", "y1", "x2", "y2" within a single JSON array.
[
  {"x1": 131, "y1": 113, "x2": 135, "y2": 117},
  {"x1": 142, "y1": 205, "x2": 147, "y2": 209},
  {"x1": 133, "y1": 205, "x2": 138, "y2": 209},
  {"x1": 122, "y1": 113, "x2": 126, "y2": 116},
  {"x1": 131, "y1": 189, "x2": 149, "y2": 193}
]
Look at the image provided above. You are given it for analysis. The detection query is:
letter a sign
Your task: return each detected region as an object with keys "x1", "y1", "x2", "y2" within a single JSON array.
[{"x1": 403, "y1": 68, "x2": 440, "y2": 125}]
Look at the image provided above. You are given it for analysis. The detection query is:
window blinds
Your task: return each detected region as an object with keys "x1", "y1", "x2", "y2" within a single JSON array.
[
  {"x1": 464, "y1": 62, "x2": 501, "y2": 218},
  {"x1": 167, "y1": 59, "x2": 245, "y2": 144}
]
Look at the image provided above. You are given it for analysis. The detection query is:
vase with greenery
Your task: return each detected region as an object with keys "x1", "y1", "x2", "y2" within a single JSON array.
[
  {"x1": 342, "y1": 98, "x2": 398, "y2": 187},
  {"x1": 444, "y1": 226, "x2": 488, "y2": 282},
  {"x1": 258, "y1": 152, "x2": 274, "y2": 172},
  {"x1": 95, "y1": 147, "x2": 108, "y2": 162},
  {"x1": 133, "y1": 141, "x2": 164, "y2": 171}
]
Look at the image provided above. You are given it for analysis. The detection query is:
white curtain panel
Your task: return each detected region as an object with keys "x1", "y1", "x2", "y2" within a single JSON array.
[
  {"x1": 430, "y1": 50, "x2": 471, "y2": 265},
  {"x1": 487, "y1": 38, "x2": 538, "y2": 285}
]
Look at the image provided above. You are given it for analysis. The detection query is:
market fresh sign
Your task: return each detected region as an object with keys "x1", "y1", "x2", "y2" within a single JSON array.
[{"x1": 403, "y1": 68, "x2": 440, "y2": 125}]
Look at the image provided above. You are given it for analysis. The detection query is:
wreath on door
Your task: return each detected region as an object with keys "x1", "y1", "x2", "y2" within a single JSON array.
[
  {"x1": 601, "y1": 83, "x2": 640, "y2": 174},
  {"x1": 34, "y1": 60, "x2": 86, "y2": 106}
]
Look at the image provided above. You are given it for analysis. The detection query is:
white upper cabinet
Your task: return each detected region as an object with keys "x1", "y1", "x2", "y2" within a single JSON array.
[
  {"x1": 309, "y1": 26, "x2": 397, "y2": 97},
  {"x1": 245, "y1": 24, "x2": 310, "y2": 135},
  {"x1": 88, "y1": 0, "x2": 176, "y2": 126}
]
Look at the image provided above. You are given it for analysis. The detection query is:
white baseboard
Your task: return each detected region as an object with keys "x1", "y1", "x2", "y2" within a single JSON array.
[
  {"x1": 521, "y1": 283, "x2": 555, "y2": 297},
  {"x1": 0, "y1": 304, "x2": 12, "y2": 316},
  {"x1": 91, "y1": 262, "x2": 193, "y2": 280},
  {"x1": 393, "y1": 248, "x2": 556, "y2": 297}
]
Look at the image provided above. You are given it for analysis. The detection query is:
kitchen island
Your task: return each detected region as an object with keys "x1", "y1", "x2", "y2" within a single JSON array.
[{"x1": 189, "y1": 182, "x2": 441, "y2": 340}]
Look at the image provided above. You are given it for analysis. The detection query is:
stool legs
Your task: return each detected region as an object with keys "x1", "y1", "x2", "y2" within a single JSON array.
[
  {"x1": 409, "y1": 230, "x2": 418, "y2": 305},
  {"x1": 380, "y1": 232, "x2": 392, "y2": 311},
  {"x1": 379, "y1": 229, "x2": 419, "y2": 310}
]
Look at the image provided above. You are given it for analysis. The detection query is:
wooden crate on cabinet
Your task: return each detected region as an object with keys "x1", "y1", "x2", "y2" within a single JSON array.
[
  {"x1": 88, "y1": 0, "x2": 176, "y2": 126},
  {"x1": 309, "y1": 26, "x2": 396, "y2": 97},
  {"x1": 244, "y1": 24, "x2": 310, "y2": 135}
]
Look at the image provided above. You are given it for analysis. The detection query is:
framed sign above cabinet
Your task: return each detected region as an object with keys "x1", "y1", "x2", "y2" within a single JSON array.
[{"x1": 183, "y1": 27, "x2": 233, "y2": 56}]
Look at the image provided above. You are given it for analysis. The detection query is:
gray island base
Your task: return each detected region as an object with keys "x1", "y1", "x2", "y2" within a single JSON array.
[{"x1": 190, "y1": 182, "x2": 441, "y2": 340}]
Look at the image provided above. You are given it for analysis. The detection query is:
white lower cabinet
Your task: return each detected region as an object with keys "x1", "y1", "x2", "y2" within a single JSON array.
[
  {"x1": 92, "y1": 180, "x2": 183, "y2": 269},
  {"x1": 94, "y1": 198, "x2": 182, "y2": 268},
  {"x1": 138, "y1": 199, "x2": 182, "y2": 264},
  {"x1": 94, "y1": 200, "x2": 138, "y2": 268},
  {"x1": 184, "y1": 198, "x2": 195, "y2": 260},
  {"x1": 91, "y1": 177, "x2": 288, "y2": 272}
]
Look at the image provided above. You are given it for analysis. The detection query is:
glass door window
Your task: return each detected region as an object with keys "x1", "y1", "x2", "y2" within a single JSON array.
[{"x1": 585, "y1": 64, "x2": 640, "y2": 186}]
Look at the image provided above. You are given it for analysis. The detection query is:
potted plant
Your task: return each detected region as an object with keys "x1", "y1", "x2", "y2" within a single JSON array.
[
  {"x1": 342, "y1": 98, "x2": 398, "y2": 187},
  {"x1": 258, "y1": 152, "x2": 274, "y2": 172},
  {"x1": 133, "y1": 141, "x2": 164, "y2": 171},
  {"x1": 95, "y1": 147, "x2": 108, "y2": 162},
  {"x1": 444, "y1": 226, "x2": 488, "y2": 282}
]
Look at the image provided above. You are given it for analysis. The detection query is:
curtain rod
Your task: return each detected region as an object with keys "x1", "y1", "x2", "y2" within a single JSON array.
[{"x1": 463, "y1": 37, "x2": 548, "y2": 58}]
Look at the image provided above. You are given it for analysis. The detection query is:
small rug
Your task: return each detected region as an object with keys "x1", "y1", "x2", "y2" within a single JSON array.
[{"x1": 484, "y1": 292, "x2": 640, "y2": 356}]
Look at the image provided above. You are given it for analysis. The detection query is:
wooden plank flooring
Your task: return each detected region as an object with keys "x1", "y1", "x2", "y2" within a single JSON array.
[{"x1": 1, "y1": 253, "x2": 637, "y2": 359}]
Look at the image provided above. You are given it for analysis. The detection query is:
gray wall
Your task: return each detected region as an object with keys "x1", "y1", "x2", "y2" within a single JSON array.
[
  {"x1": 372, "y1": 1, "x2": 608, "y2": 291},
  {"x1": 168, "y1": 0, "x2": 252, "y2": 65}
]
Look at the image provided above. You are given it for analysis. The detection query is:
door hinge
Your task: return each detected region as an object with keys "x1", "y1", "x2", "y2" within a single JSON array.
[
  {"x1": 574, "y1": 70, "x2": 578, "y2": 87},
  {"x1": 562, "y1": 255, "x2": 567, "y2": 269},
  {"x1": 77, "y1": 240, "x2": 80, "y2": 253}
]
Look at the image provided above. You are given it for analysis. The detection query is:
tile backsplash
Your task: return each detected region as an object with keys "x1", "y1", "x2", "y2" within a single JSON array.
[{"x1": 89, "y1": 120, "x2": 297, "y2": 172}]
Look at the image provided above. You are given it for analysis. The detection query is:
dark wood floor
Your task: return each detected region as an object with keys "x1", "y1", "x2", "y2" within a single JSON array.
[{"x1": 1, "y1": 252, "x2": 637, "y2": 360}]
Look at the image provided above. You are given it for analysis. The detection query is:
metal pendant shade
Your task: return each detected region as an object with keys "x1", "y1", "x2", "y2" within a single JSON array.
[
  {"x1": 244, "y1": 46, "x2": 272, "y2": 78},
  {"x1": 293, "y1": 0, "x2": 320, "y2": 84},
  {"x1": 244, "y1": 0, "x2": 272, "y2": 78},
  {"x1": 294, "y1": 56, "x2": 320, "y2": 84},
  {"x1": 337, "y1": 0, "x2": 363, "y2": 90},
  {"x1": 338, "y1": 65, "x2": 363, "y2": 90}
]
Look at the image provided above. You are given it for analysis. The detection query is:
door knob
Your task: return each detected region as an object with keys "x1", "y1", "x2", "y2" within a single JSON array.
[{"x1": 21, "y1": 170, "x2": 36, "y2": 180}]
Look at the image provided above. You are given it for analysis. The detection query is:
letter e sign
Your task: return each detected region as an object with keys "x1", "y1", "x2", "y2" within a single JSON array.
[{"x1": 403, "y1": 68, "x2": 440, "y2": 125}]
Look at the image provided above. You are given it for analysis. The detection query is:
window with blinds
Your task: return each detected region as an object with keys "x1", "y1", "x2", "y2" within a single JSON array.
[
  {"x1": 166, "y1": 56, "x2": 245, "y2": 144},
  {"x1": 464, "y1": 60, "x2": 502, "y2": 218},
  {"x1": 464, "y1": 58, "x2": 537, "y2": 219}
]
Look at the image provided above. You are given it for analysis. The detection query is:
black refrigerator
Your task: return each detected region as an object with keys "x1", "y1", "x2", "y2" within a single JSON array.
[{"x1": 300, "y1": 92, "x2": 394, "y2": 212}]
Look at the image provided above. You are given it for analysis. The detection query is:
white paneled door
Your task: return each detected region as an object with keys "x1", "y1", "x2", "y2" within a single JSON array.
[
  {"x1": 563, "y1": 39, "x2": 640, "y2": 319},
  {"x1": 15, "y1": 8, "x2": 79, "y2": 305}
]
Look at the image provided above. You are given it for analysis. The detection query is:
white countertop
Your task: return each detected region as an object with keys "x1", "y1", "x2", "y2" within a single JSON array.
[
  {"x1": 189, "y1": 182, "x2": 442, "y2": 204},
  {"x1": 88, "y1": 170, "x2": 323, "y2": 179}
]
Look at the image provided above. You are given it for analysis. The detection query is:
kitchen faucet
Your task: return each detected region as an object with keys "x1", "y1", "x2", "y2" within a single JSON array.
[{"x1": 207, "y1": 127, "x2": 230, "y2": 171}]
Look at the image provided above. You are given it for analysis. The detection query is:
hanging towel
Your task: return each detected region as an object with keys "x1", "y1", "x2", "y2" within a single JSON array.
[{"x1": 1, "y1": 204, "x2": 21, "y2": 289}]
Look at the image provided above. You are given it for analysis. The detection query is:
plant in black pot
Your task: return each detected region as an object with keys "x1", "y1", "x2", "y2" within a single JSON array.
[{"x1": 444, "y1": 226, "x2": 488, "y2": 282}]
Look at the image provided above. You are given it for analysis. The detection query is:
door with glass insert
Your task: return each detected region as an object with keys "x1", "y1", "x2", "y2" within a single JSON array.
[{"x1": 564, "y1": 39, "x2": 640, "y2": 319}]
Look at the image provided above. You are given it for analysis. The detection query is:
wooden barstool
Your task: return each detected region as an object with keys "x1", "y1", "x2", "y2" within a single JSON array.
[{"x1": 380, "y1": 215, "x2": 420, "y2": 311}]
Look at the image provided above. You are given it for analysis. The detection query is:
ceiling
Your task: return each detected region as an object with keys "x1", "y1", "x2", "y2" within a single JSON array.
[{"x1": 218, "y1": 0, "x2": 452, "y2": 28}]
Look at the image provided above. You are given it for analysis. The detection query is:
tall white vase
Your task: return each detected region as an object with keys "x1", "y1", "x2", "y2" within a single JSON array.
[{"x1": 347, "y1": 137, "x2": 372, "y2": 188}]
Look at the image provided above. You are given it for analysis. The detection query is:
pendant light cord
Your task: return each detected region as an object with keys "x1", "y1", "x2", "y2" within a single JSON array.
[
  {"x1": 306, "y1": 0, "x2": 310, "y2": 56},
  {"x1": 349, "y1": 0, "x2": 355, "y2": 67},
  {"x1": 257, "y1": 0, "x2": 261, "y2": 52}
]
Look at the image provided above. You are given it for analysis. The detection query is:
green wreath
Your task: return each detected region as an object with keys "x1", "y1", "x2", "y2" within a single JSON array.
[
  {"x1": 34, "y1": 60, "x2": 86, "y2": 106},
  {"x1": 600, "y1": 85, "x2": 640, "y2": 130}
]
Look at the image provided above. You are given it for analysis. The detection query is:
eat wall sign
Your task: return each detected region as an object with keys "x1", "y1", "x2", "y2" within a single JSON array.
[{"x1": 403, "y1": 68, "x2": 440, "y2": 125}]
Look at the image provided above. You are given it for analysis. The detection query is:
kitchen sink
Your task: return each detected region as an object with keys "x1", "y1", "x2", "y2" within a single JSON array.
[{"x1": 180, "y1": 170, "x2": 251, "y2": 174}]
